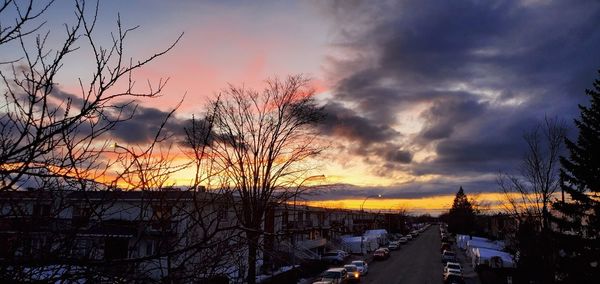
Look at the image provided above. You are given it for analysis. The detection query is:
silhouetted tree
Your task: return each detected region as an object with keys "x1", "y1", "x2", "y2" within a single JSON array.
[
  {"x1": 499, "y1": 118, "x2": 566, "y2": 230},
  {"x1": 447, "y1": 187, "x2": 476, "y2": 235},
  {"x1": 497, "y1": 118, "x2": 567, "y2": 283},
  {"x1": 204, "y1": 75, "x2": 324, "y2": 284},
  {"x1": 0, "y1": 1, "x2": 238, "y2": 282},
  {"x1": 553, "y1": 70, "x2": 600, "y2": 283}
]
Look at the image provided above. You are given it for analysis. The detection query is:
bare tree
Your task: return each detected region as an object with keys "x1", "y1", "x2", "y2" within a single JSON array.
[
  {"x1": 0, "y1": 0, "x2": 54, "y2": 47},
  {"x1": 0, "y1": 0, "x2": 220, "y2": 282},
  {"x1": 0, "y1": 0, "x2": 182, "y2": 193},
  {"x1": 203, "y1": 75, "x2": 324, "y2": 284},
  {"x1": 498, "y1": 117, "x2": 567, "y2": 229},
  {"x1": 497, "y1": 117, "x2": 566, "y2": 283}
]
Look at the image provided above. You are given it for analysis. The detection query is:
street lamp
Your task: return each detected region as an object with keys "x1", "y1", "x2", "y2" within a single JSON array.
[
  {"x1": 360, "y1": 194, "x2": 382, "y2": 212},
  {"x1": 360, "y1": 194, "x2": 382, "y2": 255}
]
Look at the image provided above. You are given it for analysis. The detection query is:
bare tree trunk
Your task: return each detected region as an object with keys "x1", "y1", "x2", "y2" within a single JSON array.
[{"x1": 246, "y1": 230, "x2": 259, "y2": 284}]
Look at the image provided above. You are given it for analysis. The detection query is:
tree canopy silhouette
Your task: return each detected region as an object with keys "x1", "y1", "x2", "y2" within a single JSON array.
[
  {"x1": 447, "y1": 186, "x2": 476, "y2": 235},
  {"x1": 553, "y1": 70, "x2": 600, "y2": 282}
]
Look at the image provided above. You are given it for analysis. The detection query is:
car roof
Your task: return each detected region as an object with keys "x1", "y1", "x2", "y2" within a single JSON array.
[
  {"x1": 326, "y1": 268, "x2": 346, "y2": 272},
  {"x1": 344, "y1": 264, "x2": 357, "y2": 268},
  {"x1": 446, "y1": 262, "x2": 461, "y2": 266}
]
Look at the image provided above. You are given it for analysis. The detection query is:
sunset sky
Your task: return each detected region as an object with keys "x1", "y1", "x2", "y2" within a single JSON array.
[{"x1": 4, "y1": 1, "x2": 600, "y2": 213}]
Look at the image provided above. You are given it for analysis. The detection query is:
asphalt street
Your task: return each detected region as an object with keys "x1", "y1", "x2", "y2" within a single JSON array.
[
  {"x1": 310, "y1": 225, "x2": 481, "y2": 284},
  {"x1": 361, "y1": 225, "x2": 444, "y2": 284}
]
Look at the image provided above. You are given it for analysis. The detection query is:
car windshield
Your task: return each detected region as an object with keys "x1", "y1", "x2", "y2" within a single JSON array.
[
  {"x1": 448, "y1": 264, "x2": 460, "y2": 270},
  {"x1": 322, "y1": 271, "x2": 341, "y2": 278},
  {"x1": 344, "y1": 266, "x2": 357, "y2": 272},
  {"x1": 352, "y1": 262, "x2": 364, "y2": 267}
]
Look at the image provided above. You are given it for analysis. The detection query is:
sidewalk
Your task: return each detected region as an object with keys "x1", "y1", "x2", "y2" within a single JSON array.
[{"x1": 453, "y1": 243, "x2": 481, "y2": 284}]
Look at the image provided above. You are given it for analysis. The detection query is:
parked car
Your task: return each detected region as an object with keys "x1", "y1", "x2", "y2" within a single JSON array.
[
  {"x1": 320, "y1": 268, "x2": 348, "y2": 284},
  {"x1": 329, "y1": 250, "x2": 349, "y2": 259},
  {"x1": 381, "y1": 247, "x2": 390, "y2": 255},
  {"x1": 398, "y1": 237, "x2": 408, "y2": 244},
  {"x1": 351, "y1": 260, "x2": 368, "y2": 275},
  {"x1": 443, "y1": 273, "x2": 465, "y2": 284},
  {"x1": 388, "y1": 241, "x2": 400, "y2": 250},
  {"x1": 406, "y1": 234, "x2": 413, "y2": 240},
  {"x1": 444, "y1": 262, "x2": 463, "y2": 275},
  {"x1": 343, "y1": 264, "x2": 361, "y2": 283},
  {"x1": 373, "y1": 248, "x2": 389, "y2": 260},
  {"x1": 441, "y1": 242, "x2": 451, "y2": 253},
  {"x1": 321, "y1": 251, "x2": 345, "y2": 264},
  {"x1": 441, "y1": 250, "x2": 457, "y2": 263}
]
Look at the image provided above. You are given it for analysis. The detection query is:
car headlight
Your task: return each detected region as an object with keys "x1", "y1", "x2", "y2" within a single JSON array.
[{"x1": 355, "y1": 272, "x2": 359, "y2": 278}]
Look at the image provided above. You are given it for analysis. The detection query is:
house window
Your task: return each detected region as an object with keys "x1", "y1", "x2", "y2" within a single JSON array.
[
  {"x1": 104, "y1": 238, "x2": 129, "y2": 260},
  {"x1": 152, "y1": 205, "x2": 171, "y2": 220},
  {"x1": 32, "y1": 204, "x2": 50, "y2": 217},
  {"x1": 72, "y1": 205, "x2": 91, "y2": 227},
  {"x1": 282, "y1": 211, "x2": 289, "y2": 227},
  {"x1": 146, "y1": 241, "x2": 154, "y2": 256},
  {"x1": 217, "y1": 205, "x2": 228, "y2": 222},
  {"x1": 73, "y1": 239, "x2": 91, "y2": 257},
  {"x1": 151, "y1": 204, "x2": 172, "y2": 230}
]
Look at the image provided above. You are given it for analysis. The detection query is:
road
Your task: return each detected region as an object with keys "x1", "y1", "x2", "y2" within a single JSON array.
[
  {"x1": 307, "y1": 225, "x2": 481, "y2": 284},
  {"x1": 361, "y1": 225, "x2": 443, "y2": 284}
]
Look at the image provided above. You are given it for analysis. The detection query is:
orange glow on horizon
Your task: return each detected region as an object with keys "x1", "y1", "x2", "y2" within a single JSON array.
[{"x1": 302, "y1": 192, "x2": 537, "y2": 214}]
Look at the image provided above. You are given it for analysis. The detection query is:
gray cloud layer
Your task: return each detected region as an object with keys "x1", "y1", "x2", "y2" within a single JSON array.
[{"x1": 316, "y1": 0, "x2": 600, "y2": 195}]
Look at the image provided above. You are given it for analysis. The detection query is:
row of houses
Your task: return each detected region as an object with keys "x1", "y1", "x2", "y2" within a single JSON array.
[{"x1": 0, "y1": 187, "x2": 405, "y2": 283}]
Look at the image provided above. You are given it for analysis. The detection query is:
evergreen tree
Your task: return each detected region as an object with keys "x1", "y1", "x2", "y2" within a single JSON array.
[
  {"x1": 553, "y1": 70, "x2": 600, "y2": 282},
  {"x1": 447, "y1": 186, "x2": 476, "y2": 234}
]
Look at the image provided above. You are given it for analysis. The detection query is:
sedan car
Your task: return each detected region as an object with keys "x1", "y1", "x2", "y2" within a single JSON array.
[
  {"x1": 321, "y1": 252, "x2": 345, "y2": 264},
  {"x1": 351, "y1": 260, "x2": 368, "y2": 275},
  {"x1": 388, "y1": 241, "x2": 400, "y2": 250},
  {"x1": 441, "y1": 250, "x2": 457, "y2": 263},
  {"x1": 343, "y1": 264, "x2": 361, "y2": 282},
  {"x1": 444, "y1": 273, "x2": 466, "y2": 284},
  {"x1": 373, "y1": 248, "x2": 389, "y2": 260},
  {"x1": 444, "y1": 262, "x2": 463, "y2": 275},
  {"x1": 329, "y1": 250, "x2": 350, "y2": 259},
  {"x1": 320, "y1": 268, "x2": 348, "y2": 284},
  {"x1": 381, "y1": 247, "x2": 390, "y2": 254}
]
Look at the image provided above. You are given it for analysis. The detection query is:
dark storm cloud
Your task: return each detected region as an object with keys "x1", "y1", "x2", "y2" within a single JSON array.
[
  {"x1": 319, "y1": 102, "x2": 412, "y2": 164},
  {"x1": 419, "y1": 94, "x2": 486, "y2": 141},
  {"x1": 319, "y1": 102, "x2": 398, "y2": 145},
  {"x1": 321, "y1": 0, "x2": 600, "y2": 185},
  {"x1": 109, "y1": 105, "x2": 188, "y2": 144}
]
